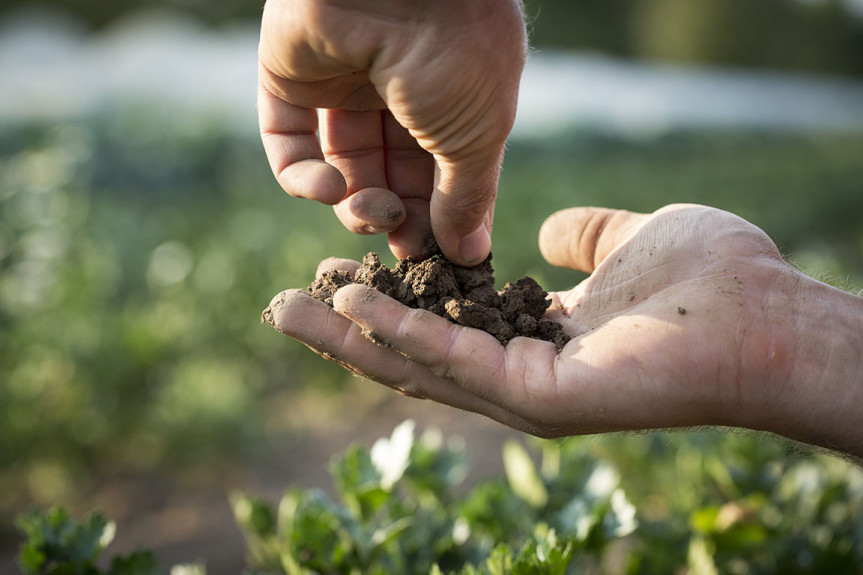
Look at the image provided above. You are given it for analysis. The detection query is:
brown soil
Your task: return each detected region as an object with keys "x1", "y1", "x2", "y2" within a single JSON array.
[{"x1": 306, "y1": 252, "x2": 570, "y2": 351}]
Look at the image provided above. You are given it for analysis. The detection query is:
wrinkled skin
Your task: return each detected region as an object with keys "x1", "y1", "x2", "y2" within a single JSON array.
[
  {"x1": 266, "y1": 204, "x2": 863, "y2": 460},
  {"x1": 258, "y1": 0, "x2": 527, "y2": 265}
]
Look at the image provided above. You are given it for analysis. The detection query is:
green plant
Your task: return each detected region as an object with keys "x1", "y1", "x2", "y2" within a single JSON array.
[
  {"x1": 16, "y1": 507, "x2": 166, "y2": 575},
  {"x1": 231, "y1": 421, "x2": 635, "y2": 574},
  {"x1": 18, "y1": 422, "x2": 863, "y2": 574},
  {"x1": 232, "y1": 422, "x2": 863, "y2": 574},
  {"x1": 233, "y1": 423, "x2": 863, "y2": 575}
]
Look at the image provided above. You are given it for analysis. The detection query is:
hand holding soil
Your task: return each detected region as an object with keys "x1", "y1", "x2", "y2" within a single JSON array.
[
  {"x1": 304, "y1": 251, "x2": 570, "y2": 350},
  {"x1": 265, "y1": 204, "x2": 863, "y2": 460}
]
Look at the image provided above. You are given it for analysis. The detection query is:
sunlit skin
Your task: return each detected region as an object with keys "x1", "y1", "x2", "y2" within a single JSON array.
[
  {"x1": 267, "y1": 205, "x2": 863, "y2": 460},
  {"x1": 258, "y1": 0, "x2": 527, "y2": 266},
  {"x1": 260, "y1": 1, "x2": 863, "y2": 460}
]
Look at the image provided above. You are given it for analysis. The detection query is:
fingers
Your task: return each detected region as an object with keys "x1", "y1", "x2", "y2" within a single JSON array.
[
  {"x1": 333, "y1": 188, "x2": 406, "y2": 234},
  {"x1": 539, "y1": 207, "x2": 650, "y2": 273},
  {"x1": 316, "y1": 257, "x2": 360, "y2": 279},
  {"x1": 381, "y1": 112, "x2": 434, "y2": 201},
  {"x1": 259, "y1": 92, "x2": 426, "y2": 236},
  {"x1": 376, "y1": 114, "x2": 434, "y2": 257},
  {"x1": 264, "y1": 289, "x2": 533, "y2": 428},
  {"x1": 321, "y1": 108, "x2": 395, "y2": 233},
  {"x1": 332, "y1": 284, "x2": 562, "y2": 417},
  {"x1": 322, "y1": 110, "x2": 432, "y2": 236},
  {"x1": 386, "y1": 198, "x2": 433, "y2": 260},
  {"x1": 258, "y1": 76, "x2": 348, "y2": 205},
  {"x1": 319, "y1": 109, "x2": 387, "y2": 192}
]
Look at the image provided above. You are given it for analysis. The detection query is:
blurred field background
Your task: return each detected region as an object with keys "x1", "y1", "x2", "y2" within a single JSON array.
[{"x1": 2, "y1": 0, "x2": 863, "y2": 571}]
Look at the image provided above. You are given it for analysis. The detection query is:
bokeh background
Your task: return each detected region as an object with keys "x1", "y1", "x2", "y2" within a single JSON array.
[{"x1": 2, "y1": 0, "x2": 863, "y2": 572}]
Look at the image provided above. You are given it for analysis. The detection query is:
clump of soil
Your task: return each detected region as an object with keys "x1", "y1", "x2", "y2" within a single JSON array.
[{"x1": 306, "y1": 252, "x2": 570, "y2": 351}]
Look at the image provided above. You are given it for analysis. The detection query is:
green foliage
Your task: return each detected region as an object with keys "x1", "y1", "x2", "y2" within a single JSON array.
[
  {"x1": 0, "y1": 108, "x2": 370, "y2": 518},
  {"x1": 230, "y1": 423, "x2": 863, "y2": 574},
  {"x1": 520, "y1": 0, "x2": 863, "y2": 78},
  {"x1": 15, "y1": 507, "x2": 161, "y2": 575},
  {"x1": 18, "y1": 423, "x2": 863, "y2": 573},
  {"x1": 231, "y1": 421, "x2": 635, "y2": 574}
]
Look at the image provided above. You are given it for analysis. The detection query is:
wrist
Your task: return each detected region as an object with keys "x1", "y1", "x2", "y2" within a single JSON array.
[{"x1": 756, "y1": 269, "x2": 863, "y2": 459}]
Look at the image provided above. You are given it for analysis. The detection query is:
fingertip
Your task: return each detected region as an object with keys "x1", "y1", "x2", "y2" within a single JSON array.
[
  {"x1": 279, "y1": 160, "x2": 346, "y2": 205},
  {"x1": 344, "y1": 188, "x2": 406, "y2": 233},
  {"x1": 433, "y1": 221, "x2": 491, "y2": 267},
  {"x1": 538, "y1": 209, "x2": 572, "y2": 268},
  {"x1": 316, "y1": 257, "x2": 361, "y2": 279},
  {"x1": 430, "y1": 180, "x2": 496, "y2": 266},
  {"x1": 332, "y1": 283, "x2": 379, "y2": 316},
  {"x1": 456, "y1": 223, "x2": 492, "y2": 266},
  {"x1": 262, "y1": 289, "x2": 314, "y2": 333},
  {"x1": 430, "y1": 147, "x2": 502, "y2": 257}
]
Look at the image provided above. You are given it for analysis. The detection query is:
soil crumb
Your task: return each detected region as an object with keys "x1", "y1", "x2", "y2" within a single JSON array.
[{"x1": 306, "y1": 252, "x2": 570, "y2": 351}]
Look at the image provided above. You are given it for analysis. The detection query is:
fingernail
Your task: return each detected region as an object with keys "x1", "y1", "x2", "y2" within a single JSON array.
[{"x1": 458, "y1": 224, "x2": 491, "y2": 265}]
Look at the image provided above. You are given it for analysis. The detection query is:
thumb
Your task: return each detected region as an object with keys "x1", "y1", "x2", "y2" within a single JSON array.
[
  {"x1": 539, "y1": 207, "x2": 649, "y2": 273},
  {"x1": 430, "y1": 154, "x2": 502, "y2": 266}
]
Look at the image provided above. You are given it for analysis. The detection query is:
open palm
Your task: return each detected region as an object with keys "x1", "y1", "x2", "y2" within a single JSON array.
[{"x1": 266, "y1": 204, "x2": 798, "y2": 438}]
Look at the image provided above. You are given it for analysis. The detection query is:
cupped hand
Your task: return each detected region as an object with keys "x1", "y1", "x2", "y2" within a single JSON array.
[
  {"x1": 267, "y1": 204, "x2": 807, "y2": 438},
  {"x1": 258, "y1": 0, "x2": 527, "y2": 265}
]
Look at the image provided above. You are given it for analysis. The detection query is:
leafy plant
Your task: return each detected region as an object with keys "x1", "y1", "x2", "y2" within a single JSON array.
[
  {"x1": 17, "y1": 422, "x2": 863, "y2": 574},
  {"x1": 16, "y1": 507, "x2": 162, "y2": 575},
  {"x1": 232, "y1": 422, "x2": 863, "y2": 574},
  {"x1": 231, "y1": 420, "x2": 637, "y2": 574},
  {"x1": 15, "y1": 507, "x2": 208, "y2": 575}
]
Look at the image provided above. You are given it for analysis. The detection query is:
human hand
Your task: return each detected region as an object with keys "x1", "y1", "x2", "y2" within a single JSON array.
[
  {"x1": 258, "y1": 0, "x2": 527, "y2": 265},
  {"x1": 266, "y1": 204, "x2": 863, "y2": 458}
]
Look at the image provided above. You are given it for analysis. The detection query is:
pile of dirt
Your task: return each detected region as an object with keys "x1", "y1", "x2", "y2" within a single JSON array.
[{"x1": 306, "y1": 252, "x2": 570, "y2": 351}]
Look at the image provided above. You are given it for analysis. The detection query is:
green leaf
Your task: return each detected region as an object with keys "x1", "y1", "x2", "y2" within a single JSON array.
[
  {"x1": 485, "y1": 544, "x2": 513, "y2": 575},
  {"x1": 16, "y1": 507, "x2": 114, "y2": 574},
  {"x1": 15, "y1": 508, "x2": 167, "y2": 575},
  {"x1": 168, "y1": 564, "x2": 207, "y2": 575},
  {"x1": 107, "y1": 551, "x2": 161, "y2": 575},
  {"x1": 690, "y1": 506, "x2": 721, "y2": 535},
  {"x1": 230, "y1": 494, "x2": 282, "y2": 571},
  {"x1": 687, "y1": 536, "x2": 719, "y2": 575},
  {"x1": 370, "y1": 516, "x2": 414, "y2": 556},
  {"x1": 16, "y1": 544, "x2": 47, "y2": 574},
  {"x1": 331, "y1": 445, "x2": 387, "y2": 520},
  {"x1": 514, "y1": 526, "x2": 573, "y2": 575},
  {"x1": 555, "y1": 496, "x2": 596, "y2": 542},
  {"x1": 503, "y1": 441, "x2": 548, "y2": 509},
  {"x1": 603, "y1": 490, "x2": 637, "y2": 539},
  {"x1": 280, "y1": 551, "x2": 310, "y2": 575},
  {"x1": 403, "y1": 428, "x2": 469, "y2": 500},
  {"x1": 288, "y1": 489, "x2": 356, "y2": 571},
  {"x1": 277, "y1": 490, "x2": 302, "y2": 537},
  {"x1": 231, "y1": 494, "x2": 277, "y2": 538}
]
